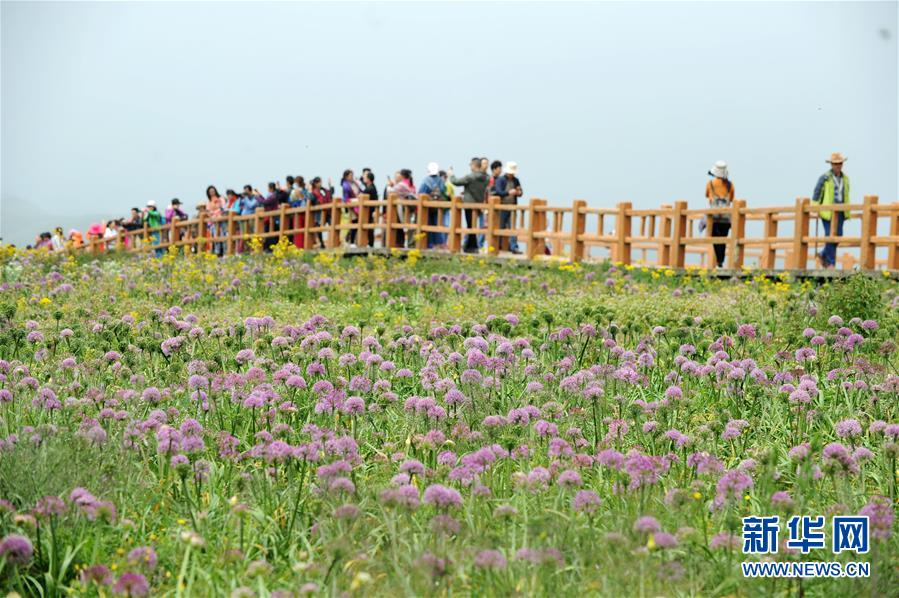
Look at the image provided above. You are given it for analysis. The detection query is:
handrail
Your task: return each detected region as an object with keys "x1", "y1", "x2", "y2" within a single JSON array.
[{"x1": 71, "y1": 194, "x2": 899, "y2": 270}]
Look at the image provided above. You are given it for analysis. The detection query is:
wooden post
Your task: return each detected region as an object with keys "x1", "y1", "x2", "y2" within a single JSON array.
[
  {"x1": 278, "y1": 204, "x2": 288, "y2": 240},
  {"x1": 358, "y1": 194, "x2": 370, "y2": 247},
  {"x1": 790, "y1": 197, "x2": 810, "y2": 269},
  {"x1": 526, "y1": 198, "x2": 539, "y2": 259},
  {"x1": 485, "y1": 196, "x2": 499, "y2": 254},
  {"x1": 226, "y1": 211, "x2": 235, "y2": 255},
  {"x1": 328, "y1": 202, "x2": 340, "y2": 248},
  {"x1": 416, "y1": 194, "x2": 428, "y2": 250},
  {"x1": 385, "y1": 193, "x2": 398, "y2": 249},
  {"x1": 197, "y1": 207, "x2": 207, "y2": 253},
  {"x1": 859, "y1": 195, "x2": 878, "y2": 270},
  {"x1": 303, "y1": 201, "x2": 313, "y2": 250},
  {"x1": 614, "y1": 201, "x2": 632, "y2": 265},
  {"x1": 888, "y1": 202, "x2": 899, "y2": 270},
  {"x1": 669, "y1": 200, "x2": 688, "y2": 268},
  {"x1": 170, "y1": 214, "x2": 180, "y2": 251},
  {"x1": 253, "y1": 208, "x2": 264, "y2": 247},
  {"x1": 570, "y1": 199, "x2": 587, "y2": 262},
  {"x1": 762, "y1": 212, "x2": 777, "y2": 269},
  {"x1": 728, "y1": 199, "x2": 747, "y2": 269},
  {"x1": 658, "y1": 204, "x2": 672, "y2": 266},
  {"x1": 448, "y1": 195, "x2": 461, "y2": 253}
]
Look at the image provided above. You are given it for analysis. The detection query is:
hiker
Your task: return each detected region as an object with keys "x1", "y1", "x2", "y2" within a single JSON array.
[
  {"x1": 361, "y1": 171, "x2": 379, "y2": 247},
  {"x1": 311, "y1": 177, "x2": 334, "y2": 249},
  {"x1": 259, "y1": 182, "x2": 282, "y2": 251},
  {"x1": 143, "y1": 200, "x2": 165, "y2": 256},
  {"x1": 705, "y1": 161, "x2": 734, "y2": 268},
  {"x1": 812, "y1": 152, "x2": 850, "y2": 269},
  {"x1": 205, "y1": 186, "x2": 226, "y2": 256},
  {"x1": 121, "y1": 210, "x2": 143, "y2": 248},
  {"x1": 478, "y1": 158, "x2": 500, "y2": 251},
  {"x1": 387, "y1": 169, "x2": 417, "y2": 248},
  {"x1": 51, "y1": 227, "x2": 66, "y2": 251},
  {"x1": 68, "y1": 229, "x2": 84, "y2": 248},
  {"x1": 494, "y1": 161, "x2": 523, "y2": 254},
  {"x1": 235, "y1": 186, "x2": 261, "y2": 253},
  {"x1": 450, "y1": 157, "x2": 489, "y2": 253},
  {"x1": 419, "y1": 162, "x2": 448, "y2": 249},
  {"x1": 165, "y1": 198, "x2": 188, "y2": 246},
  {"x1": 341, "y1": 169, "x2": 361, "y2": 247},
  {"x1": 35, "y1": 232, "x2": 53, "y2": 250}
]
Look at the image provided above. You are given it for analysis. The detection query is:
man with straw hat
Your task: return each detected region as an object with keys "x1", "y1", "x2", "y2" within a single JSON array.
[{"x1": 812, "y1": 152, "x2": 850, "y2": 269}]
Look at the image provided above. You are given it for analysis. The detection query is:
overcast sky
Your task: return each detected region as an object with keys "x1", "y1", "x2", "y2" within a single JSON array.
[{"x1": 2, "y1": 1, "x2": 896, "y2": 246}]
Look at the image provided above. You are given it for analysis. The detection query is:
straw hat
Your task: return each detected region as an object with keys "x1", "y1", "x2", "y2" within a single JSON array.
[
  {"x1": 427, "y1": 162, "x2": 440, "y2": 176},
  {"x1": 709, "y1": 161, "x2": 728, "y2": 179},
  {"x1": 504, "y1": 161, "x2": 519, "y2": 175},
  {"x1": 826, "y1": 152, "x2": 847, "y2": 164}
]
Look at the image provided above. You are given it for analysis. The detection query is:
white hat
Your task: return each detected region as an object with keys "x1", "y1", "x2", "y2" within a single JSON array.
[
  {"x1": 427, "y1": 162, "x2": 440, "y2": 176},
  {"x1": 146, "y1": 200, "x2": 157, "y2": 208},
  {"x1": 709, "y1": 161, "x2": 728, "y2": 179},
  {"x1": 504, "y1": 161, "x2": 519, "y2": 175}
]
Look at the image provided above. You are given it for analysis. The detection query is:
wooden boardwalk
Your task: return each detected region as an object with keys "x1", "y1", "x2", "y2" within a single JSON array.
[{"x1": 76, "y1": 194, "x2": 899, "y2": 272}]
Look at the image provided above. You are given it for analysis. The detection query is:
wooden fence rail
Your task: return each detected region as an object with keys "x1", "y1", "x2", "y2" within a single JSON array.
[{"x1": 78, "y1": 194, "x2": 899, "y2": 270}]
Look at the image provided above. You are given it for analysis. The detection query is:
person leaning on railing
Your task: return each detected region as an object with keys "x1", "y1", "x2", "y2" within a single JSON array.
[
  {"x1": 812, "y1": 152, "x2": 850, "y2": 269},
  {"x1": 705, "y1": 161, "x2": 734, "y2": 268}
]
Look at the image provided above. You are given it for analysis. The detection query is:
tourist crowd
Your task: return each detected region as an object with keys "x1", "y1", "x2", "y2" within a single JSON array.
[
  {"x1": 25, "y1": 152, "x2": 850, "y2": 268},
  {"x1": 28, "y1": 158, "x2": 524, "y2": 257}
]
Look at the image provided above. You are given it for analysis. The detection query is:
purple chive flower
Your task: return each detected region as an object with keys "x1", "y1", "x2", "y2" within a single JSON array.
[
  {"x1": 127, "y1": 546, "x2": 158, "y2": 571},
  {"x1": 652, "y1": 532, "x2": 678, "y2": 549},
  {"x1": 572, "y1": 490, "x2": 602, "y2": 514},
  {"x1": 80, "y1": 564, "x2": 113, "y2": 585},
  {"x1": 474, "y1": 549, "x2": 508, "y2": 570},
  {"x1": 423, "y1": 484, "x2": 463, "y2": 509},
  {"x1": 235, "y1": 349, "x2": 255, "y2": 365},
  {"x1": 113, "y1": 572, "x2": 150, "y2": 596},
  {"x1": 715, "y1": 469, "x2": 753, "y2": 506},
  {"x1": 0, "y1": 534, "x2": 33, "y2": 564},
  {"x1": 859, "y1": 497, "x2": 894, "y2": 540},
  {"x1": 633, "y1": 516, "x2": 661, "y2": 534},
  {"x1": 834, "y1": 419, "x2": 862, "y2": 439},
  {"x1": 770, "y1": 491, "x2": 794, "y2": 509}
]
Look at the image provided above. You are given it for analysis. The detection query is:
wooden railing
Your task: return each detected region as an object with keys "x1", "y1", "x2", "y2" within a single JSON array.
[{"x1": 77, "y1": 194, "x2": 899, "y2": 270}]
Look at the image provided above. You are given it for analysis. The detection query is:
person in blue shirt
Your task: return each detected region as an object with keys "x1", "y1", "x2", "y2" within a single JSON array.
[{"x1": 419, "y1": 162, "x2": 448, "y2": 248}]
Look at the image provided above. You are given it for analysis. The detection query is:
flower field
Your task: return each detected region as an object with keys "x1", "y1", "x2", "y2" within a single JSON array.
[{"x1": 0, "y1": 245, "x2": 897, "y2": 596}]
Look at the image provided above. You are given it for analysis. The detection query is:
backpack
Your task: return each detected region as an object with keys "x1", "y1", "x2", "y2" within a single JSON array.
[
  {"x1": 428, "y1": 177, "x2": 448, "y2": 201},
  {"x1": 709, "y1": 179, "x2": 732, "y2": 223}
]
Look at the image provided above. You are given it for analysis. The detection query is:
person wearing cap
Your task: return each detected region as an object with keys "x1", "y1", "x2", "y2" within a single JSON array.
[
  {"x1": 705, "y1": 161, "x2": 734, "y2": 268},
  {"x1": 419, "y1": 162, "x2": 448, "y2": 249},
  {"x1": 166, "y1": 198, "x2": 188, "y2": 223},
  {"x1": 812, "y1": 152, "x2": 850, "y2": 269},
  {"x1": 67, "y1": 229, "x2": 84, "y2": 248},
  {"x1": 494, "y1": 161, "x2": 523, "y2": 254}
]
